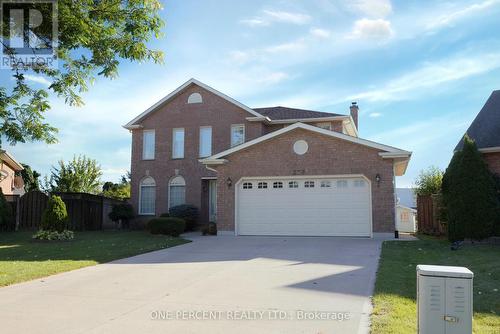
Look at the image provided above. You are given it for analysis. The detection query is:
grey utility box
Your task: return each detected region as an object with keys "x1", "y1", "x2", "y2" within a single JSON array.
[{"x1": 417, "y1": 265, "x2": 473, "y2": 334}]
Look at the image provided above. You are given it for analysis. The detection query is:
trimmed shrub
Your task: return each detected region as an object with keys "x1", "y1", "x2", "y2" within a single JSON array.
[
  {"x1": 147, "y1": 217, "x2": 185, "y2": 236},
  {"x1": 160, "y1": 212, "x2": 170, "y2": 217},
  {"x1": 33, "y1": 229, "x2": 74, "y2": 241},
  {"x1": 0, "y1": 189, "x2": 13, "y2": 230},
  {"x1": 109, "y1": 203, "x2": 134, "y2": 228},
  {"x1": 442, "y1": 135, "x2": 499, "y2": 241},
  {"x1": 40, "y1": 195, "x2": 69, "y2": 232},
  {"x1": 169, "y1": 204, "x2": 199, "y2": 231}
]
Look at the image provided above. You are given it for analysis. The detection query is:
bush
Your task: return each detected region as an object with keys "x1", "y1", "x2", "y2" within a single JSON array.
[
  {"x1": 109, "y1": 203, "x2": 134, "y2": 227},
  {"x1": 40, "y1": 195, "x2": 68, "y2": 232},
  {"x1": 33, "y1": 229, "x2": 74, "y2": 241},
  {"x1": 414, "y1": 166, "x2": 443, "y2": 196},
  {"x1": 202, "y1": 222, "x2": 217, "y2": 236},
  {"x1": 169, "y1": 204, "x2": 199, "y2": 231},
  {"x1": 159, "y1": 212, "x2": 170, "y2": 217},
  {"x1": 147, "y1": 217, "x2": 185, "y2": 236},
  {"x1": 0, "y1": 189, "x2": 13, "y2": 230},
  {"x1": 442, "y1": 135, "x2": 499, "y2": 241}
]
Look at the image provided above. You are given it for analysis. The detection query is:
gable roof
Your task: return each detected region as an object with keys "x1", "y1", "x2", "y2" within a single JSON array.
[
  {"x1": 254, "y1": 106, "x2": 343, "y2": 120},
  {"x1": 0, "y1": 150, "x2": 23, "y2": 171},
  {"x1": 201, "y1": 122, "x2": 411, "y2": 175},
  {"x1": 455, "y1": 90, "x2": 500, "y2": 151},
  {"x1": 123, "y1": 78, "x2": 265, "y2": 129}
]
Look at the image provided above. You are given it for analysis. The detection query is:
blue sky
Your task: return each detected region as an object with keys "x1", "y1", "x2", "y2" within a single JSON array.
[{"x1": 3, "y1": 0, "x2": 500, "y2": 187}]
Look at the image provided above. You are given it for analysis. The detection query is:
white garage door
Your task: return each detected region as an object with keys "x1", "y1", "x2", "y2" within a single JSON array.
[{"x1": 236, "y1": 177, "x2": 372, "y2": 237}]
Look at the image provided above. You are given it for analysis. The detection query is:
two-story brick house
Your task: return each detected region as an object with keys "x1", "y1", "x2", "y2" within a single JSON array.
[{"x1": 124, "y1": 78, "x2": 411, "y2": 237}]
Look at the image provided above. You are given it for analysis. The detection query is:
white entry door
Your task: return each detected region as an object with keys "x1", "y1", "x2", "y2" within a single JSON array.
[{"x1": 236, "y1": 176, "x2": 372, "y2": 237}]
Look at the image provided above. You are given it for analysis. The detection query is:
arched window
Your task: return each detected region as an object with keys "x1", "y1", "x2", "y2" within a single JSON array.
[
  {"x1": 187, "y1": 92, "x2": 202, "y2": 104},
  {"x1": 139, "y1": 177, "x2": 156, "y2": 215},
  {"x1": 169, "y1": 176, "x2": 186, "y2": 209}
]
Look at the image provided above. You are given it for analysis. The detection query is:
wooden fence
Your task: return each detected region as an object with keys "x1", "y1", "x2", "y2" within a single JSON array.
[
  {"x1": 2, "y1": 191, "x2": 126, "y2": 231},
  {"x1": 417, "y1": 194, "x2": 446, "y2": 236}
]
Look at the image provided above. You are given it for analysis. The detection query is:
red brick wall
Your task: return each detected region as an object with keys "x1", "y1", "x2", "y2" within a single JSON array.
[
  {"x1": 130, "y1": 84, "x2": 264, "y2": 222},
  {"x1": 212, "y1": 128, "x2": 396, "y2": 233},
  {"x1": 484, "y1": 152, "x2": 500, "y2": 175}
]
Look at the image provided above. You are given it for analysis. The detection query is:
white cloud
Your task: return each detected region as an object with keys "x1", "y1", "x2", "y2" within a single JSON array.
[
  {"x1": 348, "y1": 0, "x2": 393, "y2": 18},
  {"x1": 426, "y1": 0, "x2": 500, "y2": 30},
  {"x1": 240, "y1": 9, "x2": 311, "y2": 27},
  {"x1": 256, "y1": 72, "x2": 289, "y2": 84},
  {"x1": 24, "y1": 74, "x2": 51, "y2": 86},
  {"x1": 349, "y1": 52, "x2": 500, "y2": 102},
  {"x1": 239, "y1": 18, "x2": 269, "y2": 27},
  {"x1": 369, "y1": 112, "x2": 382, "y2": 118},
  {"x1": 265, "y1": 39, "x2": 306, "y2": 53},
  {"x1": 310, "y1": 27, "x2": 331, "y2": 39},
  {"x1": 349, "y1": 18, "x2": 393, "y2": 39},
  {"x1": 262, "y1": 10, "x2": 311, "y2": 25}
]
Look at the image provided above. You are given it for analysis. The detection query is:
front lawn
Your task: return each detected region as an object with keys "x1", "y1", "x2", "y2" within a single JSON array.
[
  {"x1": 372, "y1": 236, "x2": 500, "y2": 334},
  {"x1": 0, "y1": 231, "x2": 189, "y2": 287}
]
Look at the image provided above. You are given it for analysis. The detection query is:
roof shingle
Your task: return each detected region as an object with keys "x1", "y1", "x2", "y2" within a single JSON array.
[
  {"x1": 253, "y1": 106, "x2": 344, "y2": 120},
  {"x1": 455, "y1": 90, "x2": 500, "y2": 151}
]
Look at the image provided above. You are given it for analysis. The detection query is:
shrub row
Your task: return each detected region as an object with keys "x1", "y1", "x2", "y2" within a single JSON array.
[{"x1": 147, "y1": 217, "x2": 186, "y2": 236}]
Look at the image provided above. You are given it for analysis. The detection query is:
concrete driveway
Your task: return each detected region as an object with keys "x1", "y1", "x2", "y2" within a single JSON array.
[{"x1": 0, "y1": 235, "x2": 383, "y2": 334}]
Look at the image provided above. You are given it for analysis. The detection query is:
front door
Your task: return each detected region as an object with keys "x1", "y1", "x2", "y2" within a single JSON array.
[{"x1": 208, "y1": 180, "x2": 217, "y2": 223}]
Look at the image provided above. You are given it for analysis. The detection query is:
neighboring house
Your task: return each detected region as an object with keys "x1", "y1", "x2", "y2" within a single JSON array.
[
  {"x1": 0, "y1": 150, "x2": 24, "y2": 195},
  {"x1": 396, "y1": 188, "x2": 416, "y2": 209},
  {"x1": 124, "y1": 78, "x2": 411, "y2": 237},
  {"x1": 396, "y1": 204, "x2": 417, "y2": 233},
  {"x1": 455, "y1": 90, "x2": 500, "y2": 175}
]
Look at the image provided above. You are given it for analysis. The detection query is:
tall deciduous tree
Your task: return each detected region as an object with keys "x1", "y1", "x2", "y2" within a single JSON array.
[
  {"x1": 442, "y1": 135, "x2": 499, "y2": 241},
  {"x1": 102, "y1": 172, "x2": 131, "y2": 200},
  {"x1": 0, "y1": 1, "x2": 164, "y2": 146},
  {"x1": 46, "y1": 155, "x2": 102, "y2": 194}
]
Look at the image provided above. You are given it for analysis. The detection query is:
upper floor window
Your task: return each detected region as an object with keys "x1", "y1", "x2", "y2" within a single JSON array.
[
  {"x1": 316, "y1": 122, "x2": 331, "y2": 131},
  {"x1": 231, "y1": 124, "x2": 245, "y2": 147},
  {"x1": 172, "y1": 128, "x2": 185, "y2": 159},
  {"x1": 142, "y1": 130, "x2": 155, "y2": 160},
  {"x1": 139, "y1": 177, "x2": 156, "y2": 215},
  {"x1": 187, "y1": 92, "x2": 202, "y2": 104},
  {"x1": 199, "y1": 126, "x2": 212, "y2": 158}
]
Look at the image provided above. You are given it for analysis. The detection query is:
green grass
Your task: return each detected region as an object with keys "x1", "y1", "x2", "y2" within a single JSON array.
[
  {"x1": 0, "y1": 231, "x2": 190, "y2": 287},
  {"x1": 372, "y1": 236, "x2": 500, "y2": 334}
]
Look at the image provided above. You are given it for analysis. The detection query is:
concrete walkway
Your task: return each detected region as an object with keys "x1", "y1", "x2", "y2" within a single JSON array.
[{"x1": 0, "y1": 235, "x2": 386, "y2": 334}]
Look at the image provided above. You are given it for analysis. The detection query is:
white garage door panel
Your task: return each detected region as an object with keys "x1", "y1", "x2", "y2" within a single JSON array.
[{"x1": 237, "y1": 177, "x2": 371, "y2": 237}]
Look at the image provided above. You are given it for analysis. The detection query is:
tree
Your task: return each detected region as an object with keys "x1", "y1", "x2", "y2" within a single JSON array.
[
  {"x1": 40, "y1": 195, "x2": 68, "y2": 232},
  {"x1": 414, "y1": 166, "x2": 443, "y2": 196},
  {"x1": 0, "y1": 1, "x2": 164, "y2": 147},
  {"x1": 16, "y1": 163, "x2": 41, "y2": 192},
  {"x1": 45, "y1": 155, "x2": 102, "y2": 194},
  {"x1": 442, "y1": 135, "x2": 499, "y2": 241},
  {"x1": 102, "y1": 172, "x2": 130, "y2": 200}
]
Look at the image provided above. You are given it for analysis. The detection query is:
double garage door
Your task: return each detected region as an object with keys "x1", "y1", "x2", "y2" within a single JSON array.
[{"x1": 236, "y1": 176, "x2": 372, "y2": 237}]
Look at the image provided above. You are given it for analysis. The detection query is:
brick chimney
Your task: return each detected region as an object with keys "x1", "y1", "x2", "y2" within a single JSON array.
[{"x1": 350, "y1": 101, "x2": 359, "y2": 130}]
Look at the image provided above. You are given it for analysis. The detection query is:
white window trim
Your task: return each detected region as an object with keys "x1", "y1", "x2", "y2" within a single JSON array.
[
  {"x1": 138, "y1": 177, "x2": 156, "y2": 215},
  {"x1": 172, "y1": 128, "x2": 185, "y2": 159},
  {"x1": 199, "y1": 126, "x2": 212, "y2": 158},
  {"x1": 142, "y1": 130, "x2": 155, "y2": 160},
  {"x1": 231, "y1": 124, "x2": 245, "y2": 147}
]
